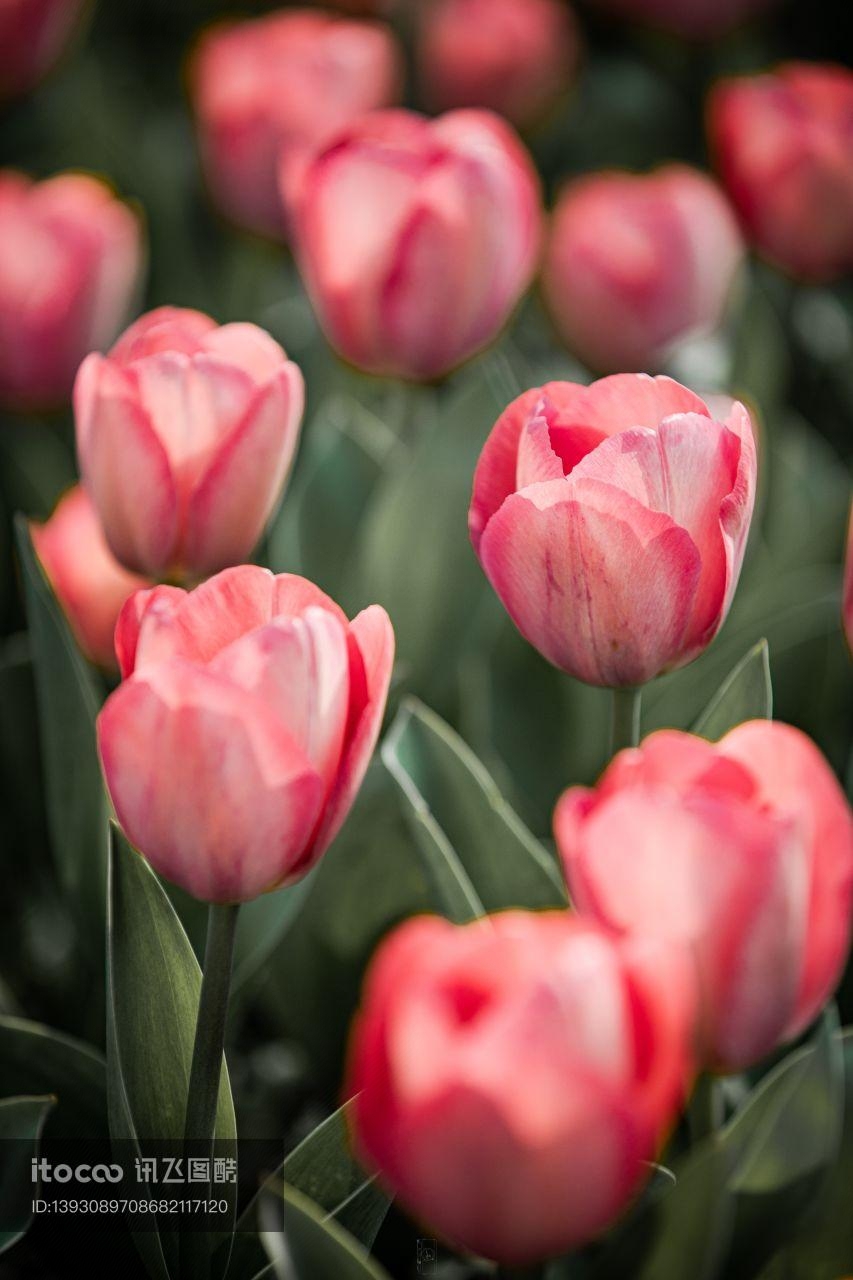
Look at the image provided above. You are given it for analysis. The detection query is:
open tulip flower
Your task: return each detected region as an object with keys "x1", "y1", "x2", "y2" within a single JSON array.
[
  {"x1": 74, "y1": 307, "x2": 304, "y2": 581},
  {"x1": 0, "y1": 170, "x2": 141, "y2": 410},
  {"x1": 98, "y1": 566, "x2": 394, "y2": 903},
  {"x1": 556, "y1": 723, "x2": 853, "y2": 1072},
  {"x1": 292, "y1": 108, "x2": 542, "y2": 381},
  {"x1": 347, "y1": 911, "x2": 695, "y2": 1266},
  {"x1": 469, "y1": 374, "x2": 757, "y2": 688}
]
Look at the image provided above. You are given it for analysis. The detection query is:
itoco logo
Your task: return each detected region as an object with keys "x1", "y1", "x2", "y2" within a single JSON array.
[{"x1": 31, "y1": 1159, "x2": 123, "y2": 1184}]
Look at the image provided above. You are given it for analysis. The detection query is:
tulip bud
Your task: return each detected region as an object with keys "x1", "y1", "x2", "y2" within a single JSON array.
[
  {"x1": 293, "y1": 109, "x2": 542, "y2": 381},
  {"x1": 0, "y1": 171, "x2": 141, "y2": 411},
  {"x1": 469, "y1": 374, "x2": 757, "y2": 688},
  {"x1": 709, "y1": 63, "x2": 853, "y2": 283},
  {"x1": 587, "y1": 0, "x2": 779, "y2": 40},
  {"x1": 74, "y1": 307, "x2": 304, "y2": 580},
  {"x1": 556, "y1": 724, "x2": 853, "y2": 1073},
  {"x1": 0, "y1": 0, "x2": 88, "y2": 100},
  {"x1": 189, "y1": 8, "x2": 402, "y2": 241},
  {"x1": 98, "y1": 565, "x2": 394, "y2": 904},
  {"x1": 346, "y1": 911, "x2": 695, "y2": 1266},
  {"x1": 543, "y1": 166, "x2": 744, "y2": 374},
  {"x1": 30, "y1": 486, "x2": 151, "y2": 671},
  {"x1": 417, "y1": 0, "x2": 581, "y2": 131}
]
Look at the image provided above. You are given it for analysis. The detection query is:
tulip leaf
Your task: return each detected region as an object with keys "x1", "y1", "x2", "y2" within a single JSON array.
[
  {"x1": 0, "y1": 1095, "x2": 55, "y2": 1255},
  {"x1": 631, "y1": 1142, "x2": 735, "y2": 1280},
  {"x1": 692, "y1": 639, "x2": 773, "y2": 739},
  {"x1": 259, "y1": 1183, "x2": 393, "y2": 1280},
  {"x1": 382, "y1": 697, "x2": 566, "y2": 923},
  {"x1": 13, "y1": 515, "x2": 108, "y2": 942},
  {"x1": 0, "y1": 1017, "x2": 106, "y2": 1139}
]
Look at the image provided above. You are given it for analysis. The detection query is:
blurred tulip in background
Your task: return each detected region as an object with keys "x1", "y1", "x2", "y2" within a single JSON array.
[{"x1": 0, "y1": 0, "x2": 89, "y2": 99}]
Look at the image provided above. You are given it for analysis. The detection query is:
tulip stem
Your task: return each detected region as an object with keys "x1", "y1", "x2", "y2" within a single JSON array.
[
  {"x1": 688, "y1": 1073, "x2": 724, "y2": 1145},
  {"x1": 184, "y1": 902, "x2": 239, "y2": 1147},
  {"x1": 610, "y1": 686, "x2": 642, "y2": 754}
]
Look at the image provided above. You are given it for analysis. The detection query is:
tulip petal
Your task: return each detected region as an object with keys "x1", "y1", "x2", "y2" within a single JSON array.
[
  {"x1": 109, "y1": 306, "x2": 216, "y2": 362},
  {"x1": 200, "y1": 322, "x2": 289, "y2": 381},
  {"x1": 132, "y1": 565, "x2": 277, "y2": 669},
  {"x1": 98, "y1": 660, "x2": 324, "y2": 902},
  {"x1": 115, "y1": 584, "x2": 185, "y2": 679}
]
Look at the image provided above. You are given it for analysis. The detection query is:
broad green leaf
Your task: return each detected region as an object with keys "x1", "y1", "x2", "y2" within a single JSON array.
[
  {"x1": 632, "y1": 1142, "x2": 734, "y2": 1280},
  {"x1": 0, "y1": 1017, "x2": 106, "y2": 1138},
  {"x1": 260, "y1": 1183, "x2": 392, "y2": 1280},
  {"x1": 0, "y1": 1095, "x2": 55, "y2": 1255},
  {"x1": 14, "y1": 516, "x2": 108, "y2": 940},
  {"x1": 693, "y1": 640, "x2": 773, "y2": 739},
  {"x1": 382, "y1": 698, "x2": 566, "y2": 922}
]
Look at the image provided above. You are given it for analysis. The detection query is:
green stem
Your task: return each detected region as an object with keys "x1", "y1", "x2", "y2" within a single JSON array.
[
  {"x1": 610, "y1": 686, "x2": 642, "y2": 754},
  {"x1": 184, "y1": 902, "x2": 239, "y2": 1146},
  {"x1": 688, "y1": 1073, "x2": 723, "y2": 1145}
]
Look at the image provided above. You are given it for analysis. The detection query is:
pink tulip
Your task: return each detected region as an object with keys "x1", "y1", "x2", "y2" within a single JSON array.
[
  {"x1": 30, "y1": 486, "x2": 151, "y2": 671},
  {"x1": 556, "y1": 724, "x2": 853, "y2": 1072},
  {"x1": 543, "y1": 166, "x2": 744, "y2": 373},
  {"x1": 98, "y1": 565, "x2": 394, "y2": 903},
  {"x1": 0, "y1": 171, "x2": 141, "y2": 411},
  {"x1": 190, "y1": 8, "x2": 402, "y2": 241},
  {"x1": 0, "y1": 0, "x2": 88, "y2": 100},
  {"x1": 588, "y1": 0, "x2": 779, "y2": 40},
  {"x1": 469, "y1": 374, "x2": 757, "y2": 688},
  {"x1": 74, "y1": 307, "x2": 304, "y2": 580},
  {"x1": 293, "y1": 109, "x2": 542, "y2": 380},
  {"x1": 709, "y1": 63, "x2": 853, "y2": 283},
  {"x1": 417, "y1": 0, "x2": 581, "y2": 131},
  {"x1": 346, "y1": 910, "x2": 695, "y2": 1265}
]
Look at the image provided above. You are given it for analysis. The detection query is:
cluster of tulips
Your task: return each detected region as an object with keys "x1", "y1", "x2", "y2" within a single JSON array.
[{"x1": 1, "y1": 0, "x2": 852, "y2": 1275}]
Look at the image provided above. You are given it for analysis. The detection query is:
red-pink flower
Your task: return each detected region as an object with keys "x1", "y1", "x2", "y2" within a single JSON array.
[
  {"x1": 190, "y1": 8, "x2": 402, "y2": 241},
  {"x1": 556, "y1": 724, "x2": 853, "y2": 1072},
  {"x1": 31, "y1": 486, "x2": 151, "y2": 671},
  {"x1": 0, "y1": 171, "x2": 141, "y2": 410},
  {"x1": 0, "y1": 0, "x2": 88, "y2": 99},
  {"x1": 293, "y1": 109, "x2": 542, "y2": 380},
  {"x1": 709, "y1": 63, "x2": 853, "y2": 283},
  {"x1": 98, "y1": 566, "x2": 394, "y2": 904},
  {"x1": 588, "y1": 0, "x2": 779, "y2": 40},
  {"x1": 544, "y1": 166, "x2": 744, "y2": 373},
  {"x1": 417, "y1": 0, "x2": 581, "y2": 131},
  {"x1": 346, "y1": 911, "x2": 695, "y2": 1265},
  {"x1": 469, "y1": 375, "x2": 757, "y2": 688},
  {"x1": 74, "y1": 307, "x2": 304, "y2": 580}
]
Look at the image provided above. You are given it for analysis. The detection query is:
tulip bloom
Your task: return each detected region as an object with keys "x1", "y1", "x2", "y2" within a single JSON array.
[
  {"x1": 556, "y1": 724, "x2": 853, "y2": 1073},
  {"x1": 74, "y1": 307, "x2": 304, "y2": 580},
  {"x1": 418, "y1": 0, "x2": 581, "y2": 131},
  {"x1": 98, "y1": 565, "x2": 394, "y2": 903},
  {"x1": 31, "y1": 486, "x2": 151, "y2": 671},
  {"x1": 469, "y1": 375, "x2": 757, "y2": 688},
  {"x1": 190, "y1": 9, "x2": 402, "y2": 241},
  {"x1": 0, "y1": 171, "x2": 141, "y2": 411},
  {"x1": 293, "y1": 109, "x2": 542, "y2": 381},
  {"x1": 588, "y1": 0, "x2": 778, "y2": 40},
  {"x1": 347, "y1": 911, "x2": 695, "y2": 1265},
  {"x1": 0, "y1": 0, "x2": 88, "y2": 100},
  {"x1": 543, "y1": 166, "x2": 744, "y2": 373},
  {"x1": 709, "y1": 63, "x2": 853, "y2": 283}
]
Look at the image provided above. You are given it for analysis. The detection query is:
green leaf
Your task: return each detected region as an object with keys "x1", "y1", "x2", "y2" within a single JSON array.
[
  {"x1": 0, "y1": 1017, "x2": 106, "y2": 1139},
  {"x1": 14, "y1": 515, "x2": 108, "y2": 940},
  {"x1": 0, "y1": 1095, "x2": 55, "y2": 1255},
  {"x1": 382, "y1": 698, "x2": 566, "y2": 922},
  {"x1": 632, "y1": 1142, "x2": 734, "y2": 1280},
  {"x1": 260, "y1": 1183, "x2": 393, "y2": 1280},
  {"x1": 692, "y1": 640, "x2": 773, "y2": 739}
]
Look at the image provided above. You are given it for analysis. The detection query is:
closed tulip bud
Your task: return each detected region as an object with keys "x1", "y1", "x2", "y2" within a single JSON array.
[
  {"x1": 74, "y1": 307, "x2": 304, "y2": 580},
  {"x1": 98, "y1": 565, "x2": 394, "y2": 904},
  {"x1": 543, "y1": 166, "x2": 744, "y2": 373},
  {"x1": 588, "y1": 0, "x2": 779, "y2": 40},
  {"x1": 556, "y1": 724, "x2": 853, "y2": 1072},
  {"x1": 0, "y1": 171, "x2": 141, "y2": 411},
  {"x1": 190, "y1": 9, "x2": 402, "y2": 241},
  {"x1": 347, "y1": 911, "x2": 695, "y2": 1266},
  {"x1": 709, "y1": 63, "x2": 853, "y2": 283},
  {"x1": 469, "y1": 374, "x2": 757, "y2": 688},
  {"x1": 31, "y1": 487, "x2": 151, "y2": 671},
  {"x1": 293, "y1": 109, "x2": 542, "y2": 381},
  {"x1": 418, "y1": 0, "x2": 581, "y2": 131},
  {"x1": 0, "y1": 0, "x2": 88, "y2": 100}
]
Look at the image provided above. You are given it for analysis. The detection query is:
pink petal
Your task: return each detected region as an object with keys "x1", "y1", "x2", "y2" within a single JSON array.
[
  {"x1": 515, "y1": 400, "x2": 566, "y2": 488},
  {"x1": 115, "y1": 584, "x2": 185, "y2": 678},
  {"x1": 109, "y1": 306, "x2": 217, "y2": 363},
  {"x1": 718, "y1": 400, "x2": 758, "y2": 632},
  {"x1": 272, "y1": 572, "x2": 349, "y2": 629},
  {"x1": 200, "y1": 322, "x2": 289, "y2": 382},
  {"x1": 132, "y1": 565, "x2": 277, "y2": 669},
  {"x1": 99, "y1": 661, "x2": 325, "y2": 903}
]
